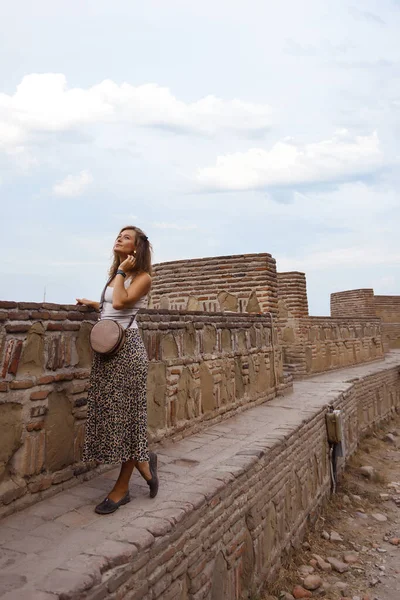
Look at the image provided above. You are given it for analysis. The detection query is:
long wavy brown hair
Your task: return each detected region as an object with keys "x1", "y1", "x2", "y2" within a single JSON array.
[{"x1": 108, "y1": 225, "x2": 153, "y2": 280}]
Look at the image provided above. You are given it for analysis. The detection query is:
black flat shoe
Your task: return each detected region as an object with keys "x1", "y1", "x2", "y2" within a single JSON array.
[
  {"x1": 94, "y1": 491, "x2": 131, "y2": 515},
  {"x1": 147, "y1": 452, "x2": 159, "y2": 498}
]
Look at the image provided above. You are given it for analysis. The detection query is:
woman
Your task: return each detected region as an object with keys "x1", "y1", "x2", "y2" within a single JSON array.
[{"x1": 76, "y1": 225, "x2": 158, "y2": 515}]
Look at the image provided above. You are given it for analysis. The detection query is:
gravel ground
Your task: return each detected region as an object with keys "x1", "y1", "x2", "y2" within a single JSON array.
[{"x1": 262, "y1": 414, "x2": 400, "y2": 600}]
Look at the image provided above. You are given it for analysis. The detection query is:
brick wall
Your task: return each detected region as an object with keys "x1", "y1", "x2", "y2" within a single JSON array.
[
  {"x1": 374, "y1": 295, "x2": 400, "y2": 323},
  {"x1": 78, "y1": 362, "x2": 400, "y2": 600},
  {"x1": 277, "y1": 271, "x2": 309, "y2": 318},
  {"x1": 0, "y1": 302, "x2": 287, "y2": 516},
  {"x1": 150, "y1": 253, "x2": 278, "y2": 316},
  {"x1": 330, "y1": 289, "x2": 376, "y2": 318},
  {"x1": 331, "y1": 290, "x2": 400, "y2": 351}
]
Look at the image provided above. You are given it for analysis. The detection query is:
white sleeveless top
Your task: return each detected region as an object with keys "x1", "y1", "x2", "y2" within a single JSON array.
[{"x1": 100, "y1": 277, "x2": 148, "y2": 330}]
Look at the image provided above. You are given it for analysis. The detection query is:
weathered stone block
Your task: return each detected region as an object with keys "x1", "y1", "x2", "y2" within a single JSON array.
[
  {"x1": 17, "y1": 321, "x2": 45, "y2": 377},
  {"x1": 45, "y1": 390, "x2": 74, "y2": 472},
  {"x1": 200, "y1": 362, "x2": 215, "y2": 413},
  {"x1": 161, "y1": 333, "x2": 179, "y2": 359},
  {"x1": 147, "y1": 363, "x2": 167, "y2": 431},
  {"x1": 0, "y1": 403, "x2": 23, "y2": 480}
]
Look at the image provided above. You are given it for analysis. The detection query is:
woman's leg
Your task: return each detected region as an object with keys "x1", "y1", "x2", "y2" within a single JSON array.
[
  {"x1": 135, "y1": 459, "x2": 151, "y2": 481},
  {"x1": 107, "y1": 459, "x2": 136, "y2": 502},
  {"x1": 107, "y1": 459, "x2": 151, "y2": 502}
]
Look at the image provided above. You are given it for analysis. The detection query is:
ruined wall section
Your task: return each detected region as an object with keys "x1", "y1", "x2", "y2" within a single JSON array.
[
  {"x1": 330, "y1": 289, "x2": 376, "y2": 318},
  {"x1": 150, "y1": 253, "x2": 278, "y2": 316},
  {"x1": 0, "y1": 302, "x2": 287, "y2": 516}
]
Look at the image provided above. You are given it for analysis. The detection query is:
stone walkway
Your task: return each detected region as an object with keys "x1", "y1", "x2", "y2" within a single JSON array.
[{"x1": 1, "y1": 353, "x2": 400, "y2": 600}]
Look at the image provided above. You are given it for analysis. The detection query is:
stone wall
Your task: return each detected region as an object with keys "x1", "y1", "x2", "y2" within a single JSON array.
[
  {"x1": 278, "y1": 316, "x2": 384, "y2": 378},
  {"x1": 0, "y1": 302, "x2": 286, "y2": 516},
  {"x1": 78, "y1": 361, "x2": 400, "y2": 600},
  {"x1": 150, "y1": 253, "x2": 278, "y2": 316}
]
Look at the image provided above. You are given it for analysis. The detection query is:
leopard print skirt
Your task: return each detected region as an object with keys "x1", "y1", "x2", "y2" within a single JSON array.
[{"x1": 82, "y1": 328, "x2": 149, "y2": 464}]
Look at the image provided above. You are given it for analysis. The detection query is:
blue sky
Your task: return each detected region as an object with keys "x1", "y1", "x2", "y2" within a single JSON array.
[{"x1": 1, "y1": 0, "x2": 399, "y2": 314}]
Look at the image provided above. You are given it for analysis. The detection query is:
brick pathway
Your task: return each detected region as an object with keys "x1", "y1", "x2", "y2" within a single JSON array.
[{"x1": 1, "y1": 353, "x2": 399, "y2": 600}]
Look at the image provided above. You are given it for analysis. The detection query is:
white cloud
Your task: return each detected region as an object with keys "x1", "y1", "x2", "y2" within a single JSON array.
[
  {"x1": 152, "y1": 222, "x2": 198, "y2": 230},
  {"x1": 195, "y1": 130, "x2": 385, "y2": 191},
  {"x1": 277, "y1": 247, "x2": 400, "y2": 272},
  {"x1": 53, "y1": 170, "x2": 93, "y2": 197},
  {"x1": 0, "y1": 73, "x2": 274, "y2": 155}
]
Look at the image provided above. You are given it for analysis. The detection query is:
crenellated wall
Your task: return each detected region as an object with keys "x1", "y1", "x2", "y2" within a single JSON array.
[
  {"x1": 0, "y1": 302, "x2": 287, "y2": 517},
  {"x1": 150, "y1": 253, "x2": 278, "y2": 316}
]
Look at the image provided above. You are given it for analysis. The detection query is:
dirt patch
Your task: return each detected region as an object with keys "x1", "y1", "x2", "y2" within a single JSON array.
[{"x1": 262, "y1": 416, "x2": 400, "y2": 600}]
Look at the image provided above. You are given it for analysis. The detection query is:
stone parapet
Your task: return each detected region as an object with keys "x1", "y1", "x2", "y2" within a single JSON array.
[
  {"x1": 278, "y1": 315, "x2": 384, "y2": 378},
  {"x1": 0, "y1": 302, "x2": 286, "y2": 516}
]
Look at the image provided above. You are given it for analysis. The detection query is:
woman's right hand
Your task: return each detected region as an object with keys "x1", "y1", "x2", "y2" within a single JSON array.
[{"x1": 76, "y1": 298, "x2": 99, "y2": 311}]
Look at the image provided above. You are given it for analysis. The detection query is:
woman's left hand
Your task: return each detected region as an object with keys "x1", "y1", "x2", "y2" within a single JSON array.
[{"x1": 119, "y1": 254, "x2": 136, "y2": 273}]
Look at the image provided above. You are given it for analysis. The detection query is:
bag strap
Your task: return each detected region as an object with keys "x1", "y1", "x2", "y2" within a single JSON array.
[
  {"x1": 99, "y1": 277, "x2": 138, "y2": 330},
  {"x1": 98, "y1": 278, "x2": 112, "y2": 311}
]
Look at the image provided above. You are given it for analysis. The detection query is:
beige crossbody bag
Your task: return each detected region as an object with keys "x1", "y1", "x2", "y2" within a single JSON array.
[{"x1": 89, "y1": 280, "x2": 136, "y2": 356}]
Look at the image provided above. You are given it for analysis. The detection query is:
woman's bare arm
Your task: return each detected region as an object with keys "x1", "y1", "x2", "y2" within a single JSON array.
[
  {"x1": 76, "y1": 298, "x2": 100, "y2": 311},
  {"x1": 112, "y1": 272, "x2": 151, "y2": 309}
]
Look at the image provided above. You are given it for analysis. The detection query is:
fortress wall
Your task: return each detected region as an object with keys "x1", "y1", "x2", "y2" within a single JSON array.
[
  {"x1": 374, "y1": 295, "x2": 400, "y2": 323},
  {"x1": 76, "y1": 362, "x2": 400, "y2": 600},
  {"x1": 330, "y1": 289, "x2": 376, "y2": 318},
  {"x1": 331, "y1": 290, "x2": 400, "y2": 351},
  {"x1": 278, "y1": 279, "x2": 383, "y2": 377},
  {"x1": 0, "y1": 302, "x2": 286, "y2": 517},
  {"x1": 277, "y1": 271, "x2": 309, "y2": 318},
  {"x1": 150, "y1": 253, "x2": 278, "y2": 316}
]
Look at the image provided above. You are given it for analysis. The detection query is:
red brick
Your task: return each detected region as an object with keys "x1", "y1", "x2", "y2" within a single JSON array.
[
  {"x1": 0, "y1": 311, "x2": 7, "y2": 321},
  {"x1": 9, "y1": 379, "x2": 35, "y2": 389},
  {"x1": 30, "y1": 311, "x2": 50, "y2": 319},
  {"x1": 46, "y1": 323, "x2": 64, "y2": 331},
  {"x1": 0, "y1": 301, "x2": 17, "y2": 309},
  {"x1": 48, "y1": 311, "x2": 68, "y2": 321},
  {"x1": 18, "y1": 302, "x2": 41, "y2": 309},
  {"x1": 75, "y1": 370, "x2": 91, "y2": 379},
  {"x1": 67, "y1": 311, "x2": 85, "y2": 321},
  {"x1": 42, "y1": 303, "x2": 61, "y2": 310},
  {"x1": 26, "y1": 420, "x2": 45, "y2": 431},
  {"x1": 7, "y1": 311, "x2": 30, "y2": 320},
  {"x1": 8, "y1": 340, "x2": 23, "y2": 375},
  {"x1": 63, "y1": 322, "x2": 80, "y2": 331},
  {"x1": 30, "y1": 390, "x2": 50, "y2": 401},
  {"x1": 0, "y1": 382, "x2": 8, "y2": 392},
  {"x1": 37, "y1": 375, "x2": 55, "y2": 384},
  {"x1": 5, "y1": 323, "x2": 31, "y2": 333},
  {"x1": 54, "y1": 372, "x2": 74, "y2": 382}
]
